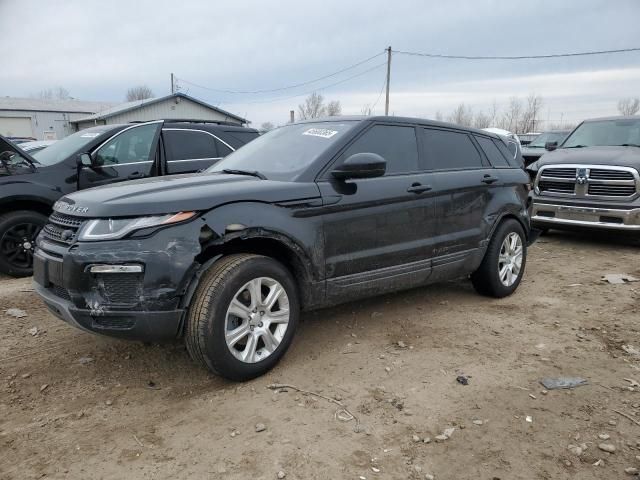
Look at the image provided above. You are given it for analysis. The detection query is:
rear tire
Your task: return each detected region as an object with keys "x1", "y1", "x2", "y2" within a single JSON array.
[
  {"x1": 185, "y1": 254, "x2": 299, "y2": 381},
  {"x1": 471, "y1": 219, "x2": 527, "y2": 298},
  {"x1": 0, "y1": 211, "x2": 47, "y2": 277}
]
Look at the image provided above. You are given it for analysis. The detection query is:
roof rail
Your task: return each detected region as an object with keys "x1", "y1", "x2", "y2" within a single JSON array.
[{"x1": 128, "y1": 118, "x2": 242, "y2": 126}]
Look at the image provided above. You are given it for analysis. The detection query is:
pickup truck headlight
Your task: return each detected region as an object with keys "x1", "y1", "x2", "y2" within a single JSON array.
[{"x1": 77, "y1": 212, "x2": 196, "y2": 241}]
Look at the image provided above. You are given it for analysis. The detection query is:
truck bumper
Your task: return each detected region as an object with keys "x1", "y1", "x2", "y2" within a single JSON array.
[{"x1": 531, "y1": 202, "x2": 640, "y2": 231}]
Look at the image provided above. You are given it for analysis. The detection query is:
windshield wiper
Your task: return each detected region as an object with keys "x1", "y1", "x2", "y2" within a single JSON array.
[
  {"x1": 621, "y1": 143, "x2": 640, "y2": 147},
  {"x1": 564, "y1": 145, "x2": 586, "y2": 148},
  {"x1": 222, "y1": 168, "x2": 267, "y2": 180}
]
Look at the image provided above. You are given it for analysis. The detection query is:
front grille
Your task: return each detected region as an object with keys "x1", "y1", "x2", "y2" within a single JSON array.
[
  {"x1": 589, "y1": 169, "x2": 635, "y2": 181},
  {"x1": 588, "y1": 184, "x2": 637, "y2": 196},
  {"x1": 95, "y1": 273, "x2": 143, "y2": 305},
  {"x1": 50, "y1": 284, "x2": 71, "y2": 301},
  {"x1": 41, "y1": 212, "x2": 85, "y2": 245},
  {"x1": 542, "y1": 167, "x2": 577, "y2": 179},
  {"x1": 538, "y1": 180, "x2": 575, "y2": 194},
  {"x1": 537, "y1": 165, "x2": 638, "y2": 199}
]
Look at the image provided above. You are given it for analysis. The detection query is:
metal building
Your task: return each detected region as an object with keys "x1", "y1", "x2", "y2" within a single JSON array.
[
  {"x1": 72, "y1": 93, "x2": 247, "y2": 130},
  {"x1": 0, "y1": 97, "x2": 115, "y2": 140}
]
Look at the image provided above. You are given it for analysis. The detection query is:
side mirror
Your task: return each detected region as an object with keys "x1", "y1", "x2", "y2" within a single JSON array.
[
  {"x1": 332, "y1": 152, "x2": 386, "y2": 180},
  {"x1": 78, "y1": 153, "x2": 92, "y2": 167},
  {"x1": 545, "y1": 141, "x2": 558, "y2": 151}
]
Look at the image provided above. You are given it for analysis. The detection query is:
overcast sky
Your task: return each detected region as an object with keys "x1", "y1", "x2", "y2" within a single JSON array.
[{"x1": 2, "y1": 0, "x2": 640, "y2": 127}]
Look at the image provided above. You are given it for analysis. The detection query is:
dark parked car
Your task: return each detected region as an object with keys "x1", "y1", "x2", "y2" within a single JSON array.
[
  {"x1": 33, "y1": 116, "x2": 531, "y2": 380},
  {"x1": 0, "y1": 120, "x2": 259, "y2": 277},
  {"x1": 521, "y1": 130, "x2": 571, "y2": 165},
  {"x1": 529, "y1": 116, "x2": 640, "y2": 233}
]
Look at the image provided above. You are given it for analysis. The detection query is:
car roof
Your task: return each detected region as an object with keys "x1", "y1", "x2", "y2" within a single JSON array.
[
  {"x1": 161, "y1": 122, "x2": 258, "y2": 133},
  {"x1": 292, "y1": 115, "x2": 502, "y2": 139}
]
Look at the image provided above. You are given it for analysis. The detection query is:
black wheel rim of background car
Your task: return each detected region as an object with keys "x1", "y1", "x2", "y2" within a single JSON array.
[{"x1": 0, "y1": 222, "x2": 40, "y2": 269}]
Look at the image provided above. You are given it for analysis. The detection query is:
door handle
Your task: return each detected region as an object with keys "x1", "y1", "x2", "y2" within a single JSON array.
[
  {"x1": 128, "y1": 172, "x2": 145, "y2": 180},
  {"x1": 482, "y1": 175, "x2": 499, "y2": 184},
  {"x1": 407, "y1": 183, "x2": 432, "y2": 194}
]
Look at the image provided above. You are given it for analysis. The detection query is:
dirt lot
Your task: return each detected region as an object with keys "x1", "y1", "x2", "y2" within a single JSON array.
[{"x1": 1, "y1": 232, "x2": 640, "y2": 480}]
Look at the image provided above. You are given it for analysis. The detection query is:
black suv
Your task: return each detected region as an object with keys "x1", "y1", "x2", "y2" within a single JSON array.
[
  {"x1": 0, "y1": 121, "x2": 259, "y2": 277},
  {"x1": 33, "y1": 116, "x2": 531, "y2": 380}
]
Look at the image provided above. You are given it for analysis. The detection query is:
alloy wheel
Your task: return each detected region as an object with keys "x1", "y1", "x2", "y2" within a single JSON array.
[
  {"x1": 0, "y1": 222, "x2": 40, "y2": 269},
  {"x1": 498, "y1": 232, "x2": 523, "y2": 287},
  {"x1": 224, "y1": 277, "x2": 290, "y2": 363}
]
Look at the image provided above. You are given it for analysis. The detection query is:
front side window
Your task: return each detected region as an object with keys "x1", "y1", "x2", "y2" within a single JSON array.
[
  {"x1": 341, "y1": 125, "x2": 419, "y2": 175},
  {"x1": 563, "y1": 119, "x2": 640, "y2": 148},
  {"x1": 94, "y1": 123, "x2": 159, "y2": 166},
  {"x1": 164, "y1": 130, "x2": 220, "y2": 160},
  {"x1": 423, "y1": 128, "x2": 483, "y2": 170},
  {"x1": 528, "y1": 131, "x2": 569, "y2": 148}
]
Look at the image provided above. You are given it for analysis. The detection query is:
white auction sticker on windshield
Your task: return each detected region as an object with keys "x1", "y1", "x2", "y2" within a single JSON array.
[
  {"x1": 80, "y1": 132, "x2": 101, "y2": 138},
  {"x1": 303, "y1": 128, "x2": 338, "y2": 139}
]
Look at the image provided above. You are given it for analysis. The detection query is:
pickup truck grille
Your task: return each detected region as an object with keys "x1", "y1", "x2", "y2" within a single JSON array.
[
  {"x1": 41, "y1": 212, "x2": 85, "y2": 245},
  {"x1": 536, "y1": 164, "x2": 639, "y2": 200}
]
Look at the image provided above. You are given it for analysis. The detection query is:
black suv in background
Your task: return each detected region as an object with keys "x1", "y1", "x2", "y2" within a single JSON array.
[
  {"x1": 521, "y1": 130, "x2": 571, "y2": 165},
  {"x1": 0, "y1": 121, "x2": 259, "y2": 276},
  {"x1": 33, "y1": 116, "x2": 531, "y2": 380}
]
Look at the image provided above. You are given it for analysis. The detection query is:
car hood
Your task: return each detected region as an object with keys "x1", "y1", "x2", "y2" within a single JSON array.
[
  {"x1": 529, "y1": 146, "x2": 640, "y2": 172},
  {"x1": 54, "y1": 172, "x2": 321, "y2": 217},
  {"x1": 0, "y1": 134, "x2": 38, "y2": 175}
]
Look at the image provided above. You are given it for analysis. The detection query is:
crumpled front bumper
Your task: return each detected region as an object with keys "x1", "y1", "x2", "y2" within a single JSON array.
[{"x1": 32, "y1": 222, "x2": 203, "y2": 341}]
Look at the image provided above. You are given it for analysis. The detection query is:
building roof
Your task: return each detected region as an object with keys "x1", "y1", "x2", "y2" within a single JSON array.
[
  {"x1": 72, "y1": 93, "x2": 247, "y2": 124},
  {"x1": 0, "y1": 97, "x2": 116, "y2": 114}
]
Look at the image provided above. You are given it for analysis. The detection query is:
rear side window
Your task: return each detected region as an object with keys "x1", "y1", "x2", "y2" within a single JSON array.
[
  {"x1": 422, "y1": 128, "x2": 483, "y2": 170},
  {"x1": 492, "y1": 137, "x2": 521, "y2": 167},
  {"x1": 341, "y1": 125, "x2": 419, "y2": 175},
  {"x1": 223, "y1": 130, "x2": 260, "y2": 148},
  {"x1": 475, "y1": 136, "x2": 510, "y2": 168},
  {"x1": 164, "y1": 130, "x2": 219, "y2": 160}
]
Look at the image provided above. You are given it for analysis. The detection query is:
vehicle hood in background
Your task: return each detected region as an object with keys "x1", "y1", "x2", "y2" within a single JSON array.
[{"x1": 529, "y1": 146, "x2": 640, "y2": 172}]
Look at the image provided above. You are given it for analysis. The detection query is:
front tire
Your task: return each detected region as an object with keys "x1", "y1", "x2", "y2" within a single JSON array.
[
  {"x1": 185, "y1": 254, "x2": 299, "y2": 381},
  {"x1": 0, "y1": 210, "x2": 47, "y2": 277},
  {"x1": 471, "y1": 219, "x2": 527, "y2": 298}
]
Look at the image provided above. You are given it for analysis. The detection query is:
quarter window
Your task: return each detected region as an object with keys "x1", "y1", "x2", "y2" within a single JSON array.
[
  {"x1": 422, "y1": 128, "x2": 483, "y2": 170},
  {"x1": 341, "y1": 125, "x2": 419, "y2": 175},
  {"x1": 475, "y1": 136, "x2": 510, "y2": 168},
  {"x1": 164, "y1": 130, "x2": 223, "y2": 160},
  {"x1": 94, "y1": 123, "x2": 159, "y2": 165}
]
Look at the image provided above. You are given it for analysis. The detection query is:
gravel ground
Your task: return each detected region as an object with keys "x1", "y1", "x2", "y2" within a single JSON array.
[{"x1": 1, "y1": 231, "x2": 640, "y2": 479}]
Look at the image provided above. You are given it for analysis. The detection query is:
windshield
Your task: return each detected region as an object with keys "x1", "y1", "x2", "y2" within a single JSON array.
[
  {"x1": 207, "y1": 121, "x2": 358, "y2": 180},
  {"x1": 563, "y1": 119, "x2": 640, "y2": 148},
  {"x1": 528, "y1": 131, "x2": 569, "y2": 148},
  {"x1": 32, "y1": 127, "x2": 114, "y2": 165}
]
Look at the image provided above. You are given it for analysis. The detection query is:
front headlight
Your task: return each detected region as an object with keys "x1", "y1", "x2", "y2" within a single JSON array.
[{"x1": 77, "y1": 212, "x2": 196, "y2": 241}]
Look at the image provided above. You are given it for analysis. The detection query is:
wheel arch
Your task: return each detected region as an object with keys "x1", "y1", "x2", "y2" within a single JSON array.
[{"x1": 0, "y1": 197, "x2": 53, "y2": 217}]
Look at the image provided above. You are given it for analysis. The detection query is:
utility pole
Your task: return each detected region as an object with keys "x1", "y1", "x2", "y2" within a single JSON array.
[
  {"x1": 384, "y1": 46, "x2": 392, "y2": 116},
  {"x1": 171, "y1": 73, "x2": 175, "y2": 94},
  {"x1": 290, "y1": 110, "x2": 295, "y2": 123}
]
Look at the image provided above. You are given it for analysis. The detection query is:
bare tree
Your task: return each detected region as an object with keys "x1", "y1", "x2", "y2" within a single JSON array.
[
  {"x1": 473, "y1": 111, "x2": 492, "y2": 129},
  {"x1": 33, "y1": 86, "x2": 71, "y2": 100},
  {"x1": 326, "y1": 100, "x2": 342, "y2": 116},
  {"x1": 260, "y1": 122, "x2": 275, "y2": 132},
  {"x1": 448, "y1": 103, "x2": 474, "y2": 127},
  {"x1": 126, "y1": 85, "x2": 154, "y2": 102},
  {"x1": 617, "y1": 97, "x2": 640, "y2": 116},
  {"x1": 519, "y1": 94, "x2": 544, "y2": 133},
  {"x1": 499, "y1": 97, "x2": 523, "y2": 133},
  {"x1": 488, "y1": 100, "x2": 499, "y2": 126},
  {"x1": 298, "y1": 92, "x2": 326, "y2": 120},
  {"x1": 434, "y1": 111, "x2": 444, "y2": 121},
  {"x1": 361, "y1": 104, "x2": 373, "y2": 116}
]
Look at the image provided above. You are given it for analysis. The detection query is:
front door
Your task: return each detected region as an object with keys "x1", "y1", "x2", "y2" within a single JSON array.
[
  {"x1": 320, "y1": 123, "x2": 437, "y2": 302},
  {"x1": 78, "y1": 122, "x2": 162, "y2": 190}
]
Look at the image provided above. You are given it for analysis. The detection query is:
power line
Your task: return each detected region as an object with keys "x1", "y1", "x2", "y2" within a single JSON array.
[
  {"x1": 393, "y1": 46, "x2": 640, "y2": 60},
  {"x1": 219, "y1": 62, "x2": 387, "y2": 105},
  {"x1": 370, "y1": 69, "x2": 388, "y2": 113},
  {"x1": 176, "y1": 51, "x2": 385, "y2": 95}
]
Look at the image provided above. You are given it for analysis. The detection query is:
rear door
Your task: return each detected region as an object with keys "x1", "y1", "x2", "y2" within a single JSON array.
[
  {"x1": 163, "y1": 128, "x2": 234, "y2": 174},
  {"x1": 319, "y1": 123, "x2": 436, "y2": 300},
  {"x1": 421, "y1": 127, "x2": 496, "y2": 264},
  {"x1": 78, "y1": 122, "x2": 162, "y2": 189}
]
